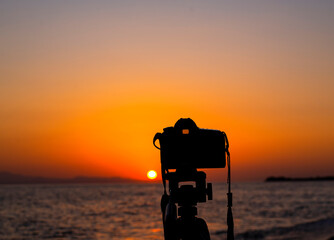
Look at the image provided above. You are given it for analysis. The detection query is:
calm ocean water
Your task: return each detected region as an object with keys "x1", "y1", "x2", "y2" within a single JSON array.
[{"x1": 0, "y1": 181, "x2": 333, "y2": 240}]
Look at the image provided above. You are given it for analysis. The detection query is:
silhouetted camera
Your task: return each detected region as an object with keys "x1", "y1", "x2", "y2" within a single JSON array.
[
  {"x1": 154, "y1": 118, "x2": 233, "y2": 240},
  {"x1": 153, "y1": 118, "x2": 227, "y2": 170}
]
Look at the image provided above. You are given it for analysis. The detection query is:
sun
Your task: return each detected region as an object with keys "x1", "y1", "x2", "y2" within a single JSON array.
[{"x1": 147, "y1": 170, "x2": 157, "y2": 180}]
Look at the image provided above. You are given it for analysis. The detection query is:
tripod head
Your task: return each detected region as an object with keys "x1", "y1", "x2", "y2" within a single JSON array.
[{"x1": 167, "y1": 168, "x2": 212, "y2": 208}]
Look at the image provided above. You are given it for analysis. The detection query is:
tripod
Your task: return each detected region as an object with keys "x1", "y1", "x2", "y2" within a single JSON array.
[{"x1": 161, "y1": 169, "x2": 212, "y2": 240}]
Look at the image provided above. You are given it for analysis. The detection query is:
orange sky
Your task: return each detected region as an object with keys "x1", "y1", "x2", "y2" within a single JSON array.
[{"x1": 0, "y1": 1, "x2": 333, "y2": 181}]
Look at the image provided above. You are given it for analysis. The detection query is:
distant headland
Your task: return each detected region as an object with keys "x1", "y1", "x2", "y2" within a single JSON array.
[
  {"x1": 0, "y1": 171, "x2": 142, "y2": 184},
  {"x1": 265, "y1": 176, "x2": 334, "y2": 182}
]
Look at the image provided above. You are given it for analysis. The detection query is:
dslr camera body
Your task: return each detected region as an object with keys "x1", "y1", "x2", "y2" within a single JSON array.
[{"x1": 154, "y1": 118, "x2": 227, "y2": 170}]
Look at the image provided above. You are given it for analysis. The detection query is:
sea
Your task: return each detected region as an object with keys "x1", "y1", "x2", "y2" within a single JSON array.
[{"x1": 0, "y1": 181, "x2": 333, "y2": 240}]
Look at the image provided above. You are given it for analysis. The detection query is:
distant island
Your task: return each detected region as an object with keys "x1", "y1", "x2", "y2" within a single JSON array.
[
  {"x1": 0, "y1": 171, "x2": 142, "y2": 184},
  {"x1": 265, "y1": 176, "x2": 334, "y2": 182}
]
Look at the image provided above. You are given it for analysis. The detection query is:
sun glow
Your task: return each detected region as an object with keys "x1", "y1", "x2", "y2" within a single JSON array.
[{"x1": 147, "y1": 170, "x2": 157, "y2": 180}]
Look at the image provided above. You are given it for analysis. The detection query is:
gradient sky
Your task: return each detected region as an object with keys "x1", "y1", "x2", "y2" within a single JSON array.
[{"x1": 0, "y1": 1, "x2": 333, "y2": 181}]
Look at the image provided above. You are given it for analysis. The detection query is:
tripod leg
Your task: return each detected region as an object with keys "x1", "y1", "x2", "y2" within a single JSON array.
[
  {"x1": 161, "y1": 195, "x2": 178, "y2": 240},
  {"x1": 196, "y1": 218, "x2": 211, "y2": 240},
  {"x1": 178, "y1": 218, "x2": 211, "y2": 240}
]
